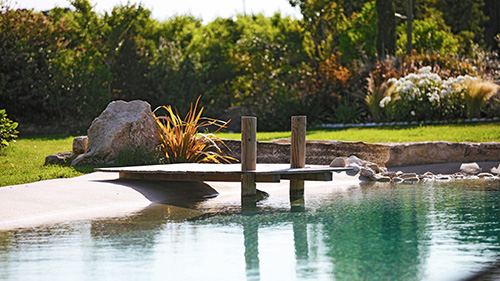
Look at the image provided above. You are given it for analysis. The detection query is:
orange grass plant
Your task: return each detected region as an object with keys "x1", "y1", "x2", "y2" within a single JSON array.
[{"x1": 154, "y1": 97, "x2": 236, "y2": 164}]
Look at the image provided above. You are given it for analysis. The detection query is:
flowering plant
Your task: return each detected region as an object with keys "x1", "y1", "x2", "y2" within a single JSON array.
[{"x1": 379, "y1": 67, "x2": 478, "y2": 122}]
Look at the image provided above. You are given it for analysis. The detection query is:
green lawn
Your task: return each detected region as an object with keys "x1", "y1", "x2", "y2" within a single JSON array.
[
  {"x1": 1, "y1": 123, "x2": 499, "y2": 187},
  {"x1": 0, "y1": 135, "x2": 93, "y2": 187},
  {"x1": 218, "y1": 123, "x2": 500, "y2": 143}
]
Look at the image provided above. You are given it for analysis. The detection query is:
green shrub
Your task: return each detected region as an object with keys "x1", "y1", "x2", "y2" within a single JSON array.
[{"x1": 0, "y1": 109, "x2": 18, "y2": 150}]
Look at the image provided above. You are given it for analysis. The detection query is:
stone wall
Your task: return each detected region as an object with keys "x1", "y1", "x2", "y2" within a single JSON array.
[{"x1": 222, "y1": 139, "x2": 500, "y2": 167}]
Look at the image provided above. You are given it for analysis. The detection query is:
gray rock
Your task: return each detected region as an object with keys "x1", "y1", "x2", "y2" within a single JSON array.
[
  {"x1": 361, "y1": 167, "x2": 377, "y2": 180},
  {"x1": 403, "y1": 177, "x2": 419, "y2": 182},
  {"x1": 375, "y1": 175, "x2": 391, "y2": 182},
  {"x1": 72, "y1": 136, "x2": 88, "y2": 155},
  {"x1": 381, "y1": 171, "x2": 397, "y2": 178},
  {"x1": 45, "y1": 151, "x2": 73, "y2": 166},
  {"x1": 71, "y1": 100, "x2": 161, "y2": 166},
  {"x1": 366, "y1": 163, "x2": 381, "y2": 173},
  {"x1": 436, "y1": 175, "x2": 452, "y2": 181},
  {"x1": 477, "y1": 172, "x2": 494, "y2": 178},
  {"x1": 345, "y1": 155, "x2": 364, "y2": 167},
  {"x1": 491, "y1": 164, "x2": 500, "y2": 175},
  {"x1": 460, "y1": 162, "x2": 482, "y2": 175},
  {"x1": 392, "y1": 177, "x2": 404, "y2": 183},
  {"x1": 400, "y1": 173, "x2": 418, "y2": 179},
  {"x1": 330, "y1": 157, "x2": 346, "y2": 167}
]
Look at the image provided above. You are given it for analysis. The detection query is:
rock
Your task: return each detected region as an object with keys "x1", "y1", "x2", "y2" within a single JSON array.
[
  {"x1": 477, "y1": 172, "x2": 494, "y2": 178},
  {"x1": 400, "y1": 173, "x2": 417, "y2": 179},
  {"x1": 366, "y1": 163, "x2": 381, "y2": 173},
  {"x1": 436, "y1": 175, "x2": 452, "y2": 181},
  {"x1": 44, "y1": 151, "x2": 73, "y2": 166},
  {"x1": 404, "y1": 177, "x2": 419, "y2": 183},
  {"x1": 361, "y1": 167, "x2": 376, "y2": 180},
  {"x1": 460, "y1": 163, "x2": 482, "y2": 175},
  {"x1": 72, "y1": 136, "x2": 88, "y2": 155},
  {"x1": 381, "y1": 171, "x2": 397, "y2": 178},
  {"x1": 330, "y1": 157, "x2": 346, "y2": 167},
  {"x1": 491, "y1": 164, "x2": 500, "y2": 175},
  {"x1": 71, "y1": 100, "x2": 161, "y2": 166},
  {"x1": 375, "y1": 175, "x2": 391, "y2": 182},
  {"x1": 345, "y1": 155, "x2": 364, "y2": 167},
  {"x1": 392, "y1": 177, "x2": 404, "y2": 183}
]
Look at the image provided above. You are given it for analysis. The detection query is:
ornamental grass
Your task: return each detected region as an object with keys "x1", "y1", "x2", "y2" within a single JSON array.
[
  {"x1": 464, "y1": 79, "x2": 500, "y2": 119},
  {"x1": 154, "y1": 97, "x2": 235, "y2": 164}
]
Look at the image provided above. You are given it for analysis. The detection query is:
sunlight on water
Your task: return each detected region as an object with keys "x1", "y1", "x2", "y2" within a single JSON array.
[{"x1": 0, "y1": 180, "x2": 499, "y2": 281}]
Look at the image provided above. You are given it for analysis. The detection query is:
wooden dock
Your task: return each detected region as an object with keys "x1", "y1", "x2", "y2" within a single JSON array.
[
  {"x1": 95, "y1": 163, "x2": 351, "y2": 183},
  {"x1": 95, "y1": 116, "x2": 352, "y2": 206}
]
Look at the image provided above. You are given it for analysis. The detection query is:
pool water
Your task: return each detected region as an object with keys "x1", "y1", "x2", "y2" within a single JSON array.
[{"x1": 1, "y1": 180, "x2": 500, "y2": 281}]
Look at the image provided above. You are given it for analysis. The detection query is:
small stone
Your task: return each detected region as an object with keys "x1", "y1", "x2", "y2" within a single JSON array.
[
  {"x1": 382, "y1": 172, "x2": 397, "y2": 178},
  {"x1": 366, "y1": 163, "x2": 381, "y2": 173},
  {"x1": 375, "y1": 175, "x2": 391, "y2": 182},
  {"x1": 44, "y1": 151, "x2": 73, "y2": 166},
  {"x1": 460, "y1": 163, "x2": 482, "y2": 175},
  {"x1": 400, "y1": 173, "x2": 417, "y2": 179},
  {"x1": 404, "y1": 177, "x2": 419, "y2": 183},
  {"x1": 345, "y1": 155, "x2": 364, "y2": 167},
  {"x1": 361, "y1": 167, "x2": 376, "y2": 180},
  {"x1": 477, "y1": 172, "x2": 494, "y2": 178},
  {"x1": 72, "y1": 136, "x2": 88, "y2": 155},
  {"x1": 491, "y1": 164, "x2": 500, "y2": 175},
  {"x1": 436, "y1": 175, "x2": 452, "y2": 181},
  {"x1": 396, "y1": 171, "x2": 403, "y2": 176},
  {"x1": 379, "y1": 167, "x2": 388, "y2": 173},
  {"x1": 392, "y1": 177, "x2": 404, "y2": 183},
  {"x1": 423, "y1": 172, "x2": 435, "y2": 177},
  {"x1": 330, "y1": 157, "x2": 346, "y2": 167}
]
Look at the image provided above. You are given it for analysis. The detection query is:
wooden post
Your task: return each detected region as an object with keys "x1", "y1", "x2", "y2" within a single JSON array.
[
  {"x1": 290, "y1": 116, "x2": 306, "y2": 211},
  {"x1": 241, "y1": 116, "x2": 257, "y2": 201}
]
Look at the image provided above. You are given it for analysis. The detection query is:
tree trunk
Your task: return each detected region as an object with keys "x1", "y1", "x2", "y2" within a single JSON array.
[{"x1": 376, "y1": 0, "x2": 396, "y2": 58}]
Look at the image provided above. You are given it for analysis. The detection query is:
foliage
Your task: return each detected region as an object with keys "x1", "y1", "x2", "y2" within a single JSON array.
[
  {"x1": 154, "y1": 97, "x2": 235, "y2": 164},
  {"x1": 379, "y1": 67, "x2": 500, "y2": 122},
  {"x1": 365, "y1": 76, "x2": 391, "y2": 122},
  {"x1": 0, "y1": 109, "x2": 18, "y2": 150},
  {"x1": 396, "y1": 18, "x2": 459, "y2": 55},
  {"x1": 401, "y1": 53, "x2": 476, "y2": 78},
  {"x1": 464, "y1": 79, "x2": 500, "y2": 118},
  {"x1": 1, "y1": 0, "x2": 499, "y2": 130},
  {"x1": 338, "y1": 0, "x2": 377, "y2": 62}
]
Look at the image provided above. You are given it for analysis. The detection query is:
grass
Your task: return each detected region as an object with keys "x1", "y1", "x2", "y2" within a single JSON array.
[
  {"x1": 1, "y1": 122, "x2": 499, "y2": 187},
  {"x1": 0, "y1": 135, "x2": 93, "y2": 187},
  {"x1": 217, "y1": 123, "x2": 500, "y2": 143}
]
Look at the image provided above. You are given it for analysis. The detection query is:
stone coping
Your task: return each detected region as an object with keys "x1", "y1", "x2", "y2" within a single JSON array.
[{"x1": 221, "y1": 139, "x2": 500, "y2": 168}]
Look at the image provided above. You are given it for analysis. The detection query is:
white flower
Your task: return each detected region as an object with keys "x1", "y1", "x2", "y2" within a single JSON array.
[
  {"x1": 379, "y1": 96, "x2": 391, "y2": 108},
  {"x1": 418, "y1": 66, "x2": 432, "y2": 74}
]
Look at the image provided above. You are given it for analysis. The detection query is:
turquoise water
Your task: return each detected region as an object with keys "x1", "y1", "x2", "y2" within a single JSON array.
[{"x1": 1, "y1": 180, "x2": 500, "y2": 280}]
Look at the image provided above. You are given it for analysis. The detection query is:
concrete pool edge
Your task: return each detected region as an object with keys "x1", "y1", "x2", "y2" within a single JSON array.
[{"x1": 0, "y1": 161, "x2": 499, "y2": 231}]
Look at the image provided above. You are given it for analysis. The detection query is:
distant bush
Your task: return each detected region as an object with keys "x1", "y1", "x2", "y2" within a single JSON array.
[
  {"x1": 379, "y1": 67, "x2": 500, "y2": 122},
  {"x1": 0, "y1": 109, "x2": 18, "y2": 150}
]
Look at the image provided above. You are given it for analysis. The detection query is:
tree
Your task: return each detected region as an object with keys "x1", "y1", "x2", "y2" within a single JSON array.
[{"x1": 376, "y1": 0, "x2": 396, "y2": 58}]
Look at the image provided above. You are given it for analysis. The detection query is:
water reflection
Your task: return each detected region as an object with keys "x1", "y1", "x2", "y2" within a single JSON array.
[{"x1": 1, "y1": 180, "x2": 500, "y2": 280}]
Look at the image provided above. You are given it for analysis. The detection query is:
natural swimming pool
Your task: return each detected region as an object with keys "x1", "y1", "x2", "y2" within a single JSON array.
[{"x1": 0, "y1": 179, "x2": 499, "y2": 281}]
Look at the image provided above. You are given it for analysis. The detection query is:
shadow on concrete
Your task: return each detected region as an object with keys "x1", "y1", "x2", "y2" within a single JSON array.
[{"x1": 94, "y1": 179, "x2": 219, "y2": 209}]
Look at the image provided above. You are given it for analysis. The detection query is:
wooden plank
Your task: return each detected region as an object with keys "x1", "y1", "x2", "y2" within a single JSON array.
[
  {"x1": 281, "y1": 172, "x2": 332, "y2": 181},
  {"x1": 96, "y1": 163, "x2": 352, "y2": 175},
  {"x1": 119, "y1": 172, "x2": 280, "y2": 182}
]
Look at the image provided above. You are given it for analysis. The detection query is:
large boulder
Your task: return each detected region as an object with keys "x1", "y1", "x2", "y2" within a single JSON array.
[{"x1": 71, "y1": 100, "x2": 161, "y2": 166}]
